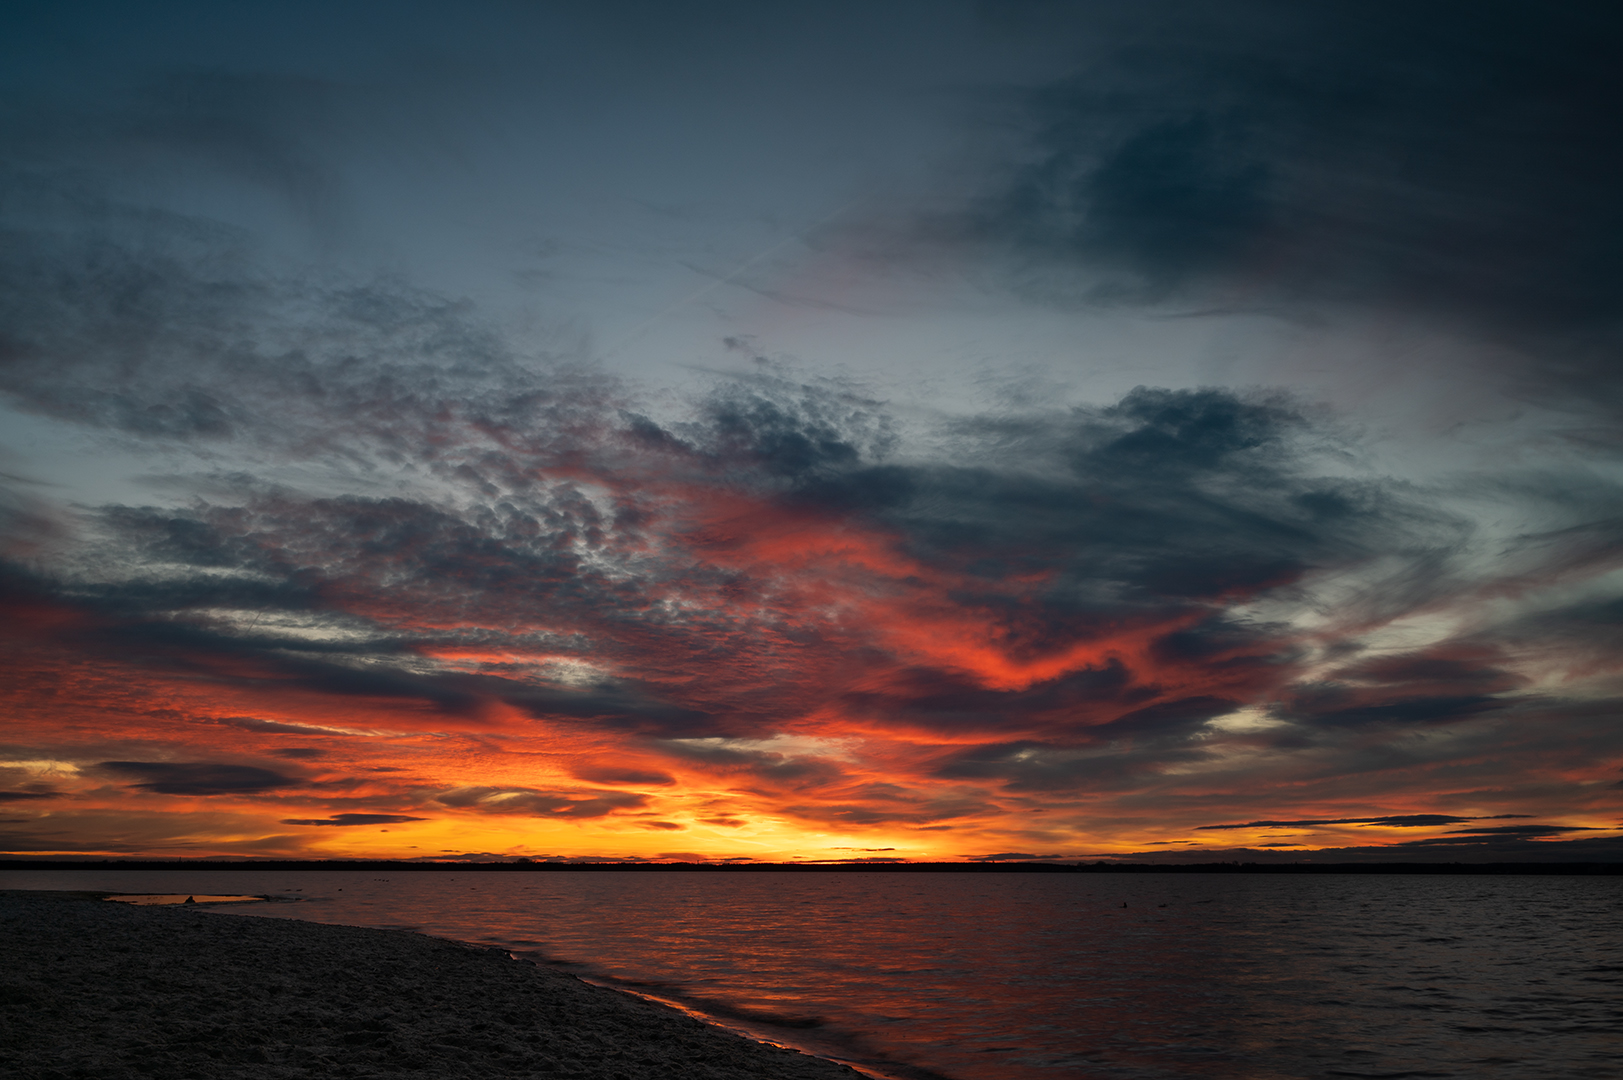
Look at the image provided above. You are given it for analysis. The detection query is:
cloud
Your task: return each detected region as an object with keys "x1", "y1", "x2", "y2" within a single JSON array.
[
  {"x1": 96, "y1": 761, "x2": 300, "y2": 795},
  {"x1": 1197, "y1": 815, "x2": 1533, "y2": 831},
  {"x1": 433, "y1": 786, "x2": 647, "y2": 819},
  {"x1": 1, "y1": 302, "x2": 1612, "y2": 853},
  {"x1": 971, "y1": 4, "x2": 1623, "y2": 324},
  {"x1": 0, "y1": 791, "x2": 57, "y2": 802},
  {"x1": 1431, "y1": 825, "x2": 1601, "y2": 839},
  {"x1": 1099, "y1": 833, "x2": 1623, "y2": 864},
  {"x1": 279, "y1": 814, "x2": 428, "y2": 827},
  {"x1": 1, "y1": 16, "x2": 1619, "y2": 864},
  {"x1": 921, "y1": 1, "x2": 1623, "y2": 437},
  {"x1": 570, "y1": 766, "x2": 676, "y2": 786},
  {"x1": 0, "y1": 146, "x2": 1479, "y2": 786},
  {"x1": 216, "y1": 717, "x2": 356, "y2": 736}
]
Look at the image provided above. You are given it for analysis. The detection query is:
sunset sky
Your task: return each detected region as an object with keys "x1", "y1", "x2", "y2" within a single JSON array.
[{"x1": 3, "y1": 1, "x2": 1621, "y2": 862}]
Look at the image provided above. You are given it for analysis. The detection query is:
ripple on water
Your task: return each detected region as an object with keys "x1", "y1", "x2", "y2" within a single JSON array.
[{"x1": 3, "y1": 870, "x2": 1620, "y2": 1080}]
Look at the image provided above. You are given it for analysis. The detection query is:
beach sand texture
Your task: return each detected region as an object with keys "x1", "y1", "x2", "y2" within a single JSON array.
[{"x1": 0, "y1": 891, "x2": 868, "y2": 1080}]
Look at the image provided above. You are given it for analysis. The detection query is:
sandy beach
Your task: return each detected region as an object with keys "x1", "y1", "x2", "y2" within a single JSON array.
[{"x1": 0, "y1": 891, "x2": 868, "y2": 1080}]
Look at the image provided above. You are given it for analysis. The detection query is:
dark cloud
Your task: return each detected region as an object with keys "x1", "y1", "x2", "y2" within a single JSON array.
[
  {"x1": 937, "y1": 0, "x2": 1623, "y2": 432},
  {"x1": 1334, "y1": 655, "x2": 1522, "y2": 690},
  {"x1": 570, "y1": 766, "x2": 676, "y2": 786},
  {"x1": 1089, "y1": 696, "x2": 1239, "y2": 740},
  {"x1": 934, "y1": 739, "x2": 1197, "y2": 792},
  {"x1": 96, "y1": 761, "x2": 299, "y2": 795},
  {"x1": 1100, "y1": 832, "x2": 1623, "y2": 864},
  {"x1": 693, "y1": 372, "x2": 897, "y2": 482},
  {"x1": 1197, "y1": 814, "x2": 1533, "y2": 831},
  {"x1": 0, "y1": 112, "x2": 1479, "y2": 764},
  {"x1": 660, "y1": 741, "x2": 845, "y2": 785},
  {"x1": 0, "y1": 791, "x2": 57, "y2": 802},
  {"x1": 929, "y1": 697, "x2": 1241, "y2": 791},
  {"x1": 0, "y1": 206, "x2": 612, "y2": 467},
  {"x1": 973, "y1": 2, "x2": 1623, "y2": 325},
  {"x1": 215, "y1": 717, "x2": 342, "y2": 736},
  {"x1": 1, "y1": 7, "x2": 1616, "y2": 860},
  {"x1": 433, "y1": 786, "x2": 647, "y2": 819},
  {"x1": 838, "y1": 387, "x2": 1461, "y2": 615},
  {"x1": 279, "y1": 813, "x2": 428, "y2": 827},
  {"x1": 1433, "y1": 824, "x2": 1600, "y2": 839},
  {"x1": 839, "y1": 663, "x2": 1135, "y2": 735},
  {"x1": 0, "y1": 64, "x2": 349, "y2": 228},
  {"x1": 1283, "y1": 693, "x2": 1505, "y2": 729}
]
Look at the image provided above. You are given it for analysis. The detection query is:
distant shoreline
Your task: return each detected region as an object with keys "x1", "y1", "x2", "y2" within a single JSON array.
[
  {"x1": 0, "y1": 890, "x2": 878, "y2": 1080},
  {"x1": 2, "y1": 859, "x2": 1619, "y2": 874}
]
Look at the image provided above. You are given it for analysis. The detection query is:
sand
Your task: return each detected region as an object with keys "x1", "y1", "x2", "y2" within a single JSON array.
[{"x1": 0, "y1": 891, "x2": 869, "y2": 1080}]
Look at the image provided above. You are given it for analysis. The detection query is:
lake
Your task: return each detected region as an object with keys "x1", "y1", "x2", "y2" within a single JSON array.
[{"x1": 3, "y1": 869, "x2": 1618, "y2": 1079}]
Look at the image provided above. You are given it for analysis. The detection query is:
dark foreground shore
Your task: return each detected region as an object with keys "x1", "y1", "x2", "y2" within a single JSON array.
[{"x1": 0, "y1": 891, "x2": 868, "y2": 1080}]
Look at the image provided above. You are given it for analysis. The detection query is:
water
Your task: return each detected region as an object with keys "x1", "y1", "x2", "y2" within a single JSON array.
[{"x1": 4, "y1": 868, "x2": 1619, "y2": 1080}]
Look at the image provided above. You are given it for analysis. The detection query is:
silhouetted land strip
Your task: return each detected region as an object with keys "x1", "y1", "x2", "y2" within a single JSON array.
[
  {"x1": 3, "y1": 859, "x2": 1618, "y2": 874},
  {"x1": 0, "y1": 890, "x2": 873, "y2": 1080}
]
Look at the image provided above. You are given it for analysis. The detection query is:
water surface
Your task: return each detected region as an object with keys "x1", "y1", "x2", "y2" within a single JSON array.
[{"x1": 4, "y1": 869, "x2": 1618, "y2": 1080}]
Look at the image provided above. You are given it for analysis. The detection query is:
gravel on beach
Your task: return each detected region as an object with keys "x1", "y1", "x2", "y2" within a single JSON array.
[{"x1": 0, "y1": 890, "x2": 869, "y2": 1080}]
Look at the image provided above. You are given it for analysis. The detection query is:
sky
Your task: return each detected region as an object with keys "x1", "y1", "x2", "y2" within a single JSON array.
[{"x1": 2, "y1": 0, "x2": 1622, "y2": 863}]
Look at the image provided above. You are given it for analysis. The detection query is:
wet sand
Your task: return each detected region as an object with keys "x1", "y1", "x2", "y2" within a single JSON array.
[{"x1": 0, "y1": 890, "x2": 869, "y2": 1080}]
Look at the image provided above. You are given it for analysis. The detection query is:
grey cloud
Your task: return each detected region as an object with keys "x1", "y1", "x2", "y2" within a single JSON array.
[
  {"x1": 1088, "y1": 696, "x2": 1239, "y2": 741},
  {"x1": 691, "y1": 370, "x2": 897, "y2": 483},
  {"x1": 1280, "y1": 685, "x2": 1505, "y2": 729},
  {"x1": 656, "y1": 740, "x2": 846, "y2": 784},
  {"x1": 818, "y1": 387, "x2": 1466, "y2": 614},
  {"x1": 97, "y1": 761, "x2": 299, "y2": 795},
  {"x1": 570, "y1": 766, "x2": 676, "y2": 786},
  {"x1": 0, "y1": 167, "x2": 609, "y2": 467},
  {"x1": 1197, "y1": 814, "x2": 1532, "y2": 831},
  {"x1": 0, "y1": 358, "x2": 1508, "y2": 764},
  {"x1": 0, "y1": 98, "x2": 1481, "y2": 755},
  {"x1": 212, "y1": 714, "x2": 358, "y2": 734},
  {"x1": 926, "y1": 698, "x2": 1238, "y2": 790},
  {"x1": 434, "y1": 785, "x2": 647, "y2": 819},
  {"x1": 779, "y1": 804, "x2": 932, "y2": 828},
  {"x1": 1436, "y1": 824, "x2": 1600, "y2": 838},
  {"x1": 974, "y1": 3, "x2": 1623, "y2": 325},
  {"x1": 279, "y1": 813, "x2": 428, "y2": 827},
  {"x1": 937, "y1": 1, "x2": 1623, "y2": 433},
  {"x1": 838, "y1": 662, "x2": 1134, "y2": 735},
  {"x1": 0, "y1": 24, "x2": 1608, "y2": 825},
  {"x1": 0, "y1": 64, "x2": 350, "y2": 230},
  {"x1": 933, "y1": 739, "x2": 1207, "y2": 792}
]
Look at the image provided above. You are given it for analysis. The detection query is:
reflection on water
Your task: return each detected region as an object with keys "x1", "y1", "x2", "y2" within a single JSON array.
[{"x1": 4, "y1": 869, "x2": 1620, "y2": 1080}]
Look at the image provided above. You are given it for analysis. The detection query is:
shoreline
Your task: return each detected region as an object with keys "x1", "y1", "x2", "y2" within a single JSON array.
[{"x1": 0, "y1": 890, "x2": 873, "y2": 1080}]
